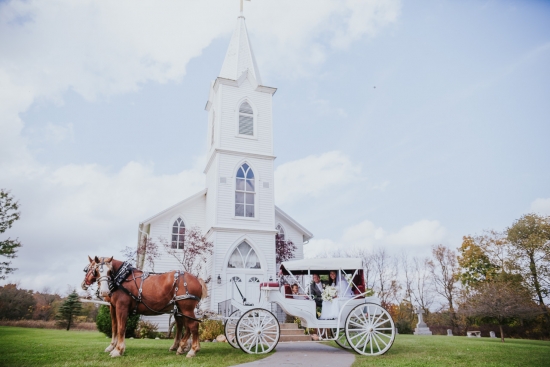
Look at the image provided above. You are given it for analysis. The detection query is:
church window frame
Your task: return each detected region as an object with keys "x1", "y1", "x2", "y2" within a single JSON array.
[
  {"x1": 171, "y1": 217, "x2": 185, "y2": 250},
  {"x1": 235, "y1": 163, "x2": 255, "y2": 218},
  {"x1": 236, "y1": 99, "x2": 257, "y2": 139},
  {"x1": 227, "y1": 241, "x2": 262, "y2": 269},
  {"x1": 276, "y1": 224, "x2": 285, "y2": 241}
]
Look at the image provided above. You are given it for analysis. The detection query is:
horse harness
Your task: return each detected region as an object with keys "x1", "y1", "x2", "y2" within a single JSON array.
[{"x1": 93, "y1": 260, "x2": 202, "y2": 322}]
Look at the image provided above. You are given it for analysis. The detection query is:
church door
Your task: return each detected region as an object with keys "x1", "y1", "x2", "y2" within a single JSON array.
[{"x1": 226, "y1": 241, "x2": 263, "y2": 305}]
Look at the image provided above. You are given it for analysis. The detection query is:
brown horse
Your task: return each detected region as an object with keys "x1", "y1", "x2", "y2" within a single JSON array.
[{"x1": 82, "y1": 256, "x2": 207, "y2": 358}]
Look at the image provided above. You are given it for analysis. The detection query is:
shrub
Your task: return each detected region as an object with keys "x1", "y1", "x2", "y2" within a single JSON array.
[
  {"x1": 95, "y1": 305, "x2": 139, "y2": 338},
  {"x1": 199, "y1": 319, "x2": 224, "y2": 341},
  {"x1": 136, "y1": 320, "x2": 159, "y2": 339}
]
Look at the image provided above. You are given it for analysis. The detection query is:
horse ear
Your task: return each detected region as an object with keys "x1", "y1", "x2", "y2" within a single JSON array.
[
  {"x1": 88, "y1": 255, "x2": 93, "y2": 263},
  {"x1": 94, "y1": 256, "x2": 100, "y2": 263},
  {"x1": 107, "y1": 256, "x2": 113, "y2": 262}
]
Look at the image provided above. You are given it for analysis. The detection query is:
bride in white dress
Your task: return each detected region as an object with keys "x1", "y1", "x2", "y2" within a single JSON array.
[{"x1": 319, "y1": 270, "x2": 354, "y2": 320}]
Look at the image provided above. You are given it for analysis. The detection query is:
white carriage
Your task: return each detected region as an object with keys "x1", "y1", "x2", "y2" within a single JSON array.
[{"x1": 223, "y1": 258, "x2": 396, "y2": 356}]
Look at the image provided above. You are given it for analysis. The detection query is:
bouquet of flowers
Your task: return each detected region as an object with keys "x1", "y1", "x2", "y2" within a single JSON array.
[{"x1": 321, "y1": 285, "x2": 337, "y2": 302}]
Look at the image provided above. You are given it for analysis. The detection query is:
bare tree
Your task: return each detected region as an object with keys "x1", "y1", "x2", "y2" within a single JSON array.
[
  {"x1": 372, "y1": 248, "x2": 400, "y2": 307},
  {"x1": 427, "y1": 245, "x2": 460, "y2": 329},
  {"x1": 122, "y1": 235, "x2": 160, "y2": 270},
  {"x1": 412, "y1": 256, "x2": 433, "y2": 311},
  {"x1": 160, "y1": 226, "x2": 213, "y2": 282},
  {"x1": 461, "y1": 281, "x2": 541, "y2": 342},
  {"x1": 349, "y1": 247, "x2": 376, "y2": 290}
]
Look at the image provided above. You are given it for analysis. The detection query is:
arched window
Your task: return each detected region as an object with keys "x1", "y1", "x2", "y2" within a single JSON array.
[
  {"x1": 235, "y1": 163, "x2": 254, "y2": 217},
  {"x1": 211, "y1": 111, "x2": 215, "y2": 146},
  {"x1": 231, "y1": 276, "x2": 242, "y2": 283},
  {"x1": 171, "y1": 218, "x2": 185, "y2": 249},
  {"x1": 227, "y1": 241, "x2": 261, "y2": 269},
  {"x1": 249, "y1": 277, "x2": 260, "y2": 283},
  {"x1": 238, "y1": 101, "x2": 253, "y2": 136},
  {"x1": 276, "y1": 224, "x2": 285, "y2": 240}
]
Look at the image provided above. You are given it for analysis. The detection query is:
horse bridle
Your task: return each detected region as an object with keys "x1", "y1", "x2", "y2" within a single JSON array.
[{"x1": 83, "y1": 259, "x2": 113, "y2": 295}]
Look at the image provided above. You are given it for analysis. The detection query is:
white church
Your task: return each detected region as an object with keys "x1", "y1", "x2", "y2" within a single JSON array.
[{"x1": 136, "y1": 13, "x2": 313, "y2": 323}]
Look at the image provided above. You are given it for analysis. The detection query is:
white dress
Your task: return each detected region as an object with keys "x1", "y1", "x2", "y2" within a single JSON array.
[{"x1": 319, "y1": 277, "x2": 354, "y2": 320}]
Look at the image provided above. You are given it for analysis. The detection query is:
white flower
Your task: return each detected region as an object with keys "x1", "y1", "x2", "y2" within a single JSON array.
[{"x1": 321, "y1": 285, "x2": 338, "y2": 302}]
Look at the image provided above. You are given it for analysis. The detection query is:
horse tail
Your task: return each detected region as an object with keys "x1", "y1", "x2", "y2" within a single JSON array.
[{"x1": 199, "y1": 278, "x2": 208, "y2": 300}]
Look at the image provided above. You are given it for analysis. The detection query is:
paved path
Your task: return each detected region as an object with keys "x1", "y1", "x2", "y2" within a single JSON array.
[{"x1": 231, "y1": 342, "x2": 355, "y2": 367}]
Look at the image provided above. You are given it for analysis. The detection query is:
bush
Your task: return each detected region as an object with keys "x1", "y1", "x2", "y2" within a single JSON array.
[
  {"x1": 199, "y1": 319, "x2": 224, "y2": 341},
  {"x1": 95, "y1": 305, "x2": 139, "y2": 338},
  {"x1": 136, "y1": 320, "x2": 159, "y2": 339}
]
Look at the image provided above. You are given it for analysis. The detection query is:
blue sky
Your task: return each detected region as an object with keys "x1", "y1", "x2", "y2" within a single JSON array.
[{"x1": 1, "y1": 0, "x2": 549, "y2": 292}]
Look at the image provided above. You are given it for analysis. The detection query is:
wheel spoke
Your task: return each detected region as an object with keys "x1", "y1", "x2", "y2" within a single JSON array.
[
  {"x1": 349, "y1": 330, "x2": 368, "y2": 340},
  {"x1": 374, "y1": 330, "x2": 392, "y2": 338}
]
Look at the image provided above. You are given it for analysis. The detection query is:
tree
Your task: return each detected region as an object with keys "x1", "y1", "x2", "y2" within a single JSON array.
[
  {"x1": 0, "y1": 189, "x2": 22, "y2": 279},
  {"x1": 372, "y1": 248, "x2": 400, "y2": 307},
  {"x1": 0, "y1": 284, "x2": 36, "y2": 320},
  {"x1": 55, "y1": 290, "x2": 82, "y2": 331},
  {"x1": 458, "y1": 235, "x2": 499, "y2": 287},
  {"x1": 461, "y1": 281, "x2": 541, "y2": 342},
  {"x1": 411, "y1": 256, "x2": 433, "y2": 312},
  {"x1": 427, "y1": 245, "x2": 460, "y2": 330},
  {"x1": 275, "y1": 234, "x2": 296, "y2": 264},
  {"x1": 161, "y1": 227, "x2": 213, "y2": 282},
  {"x1": 507, "y1": 214, "x2": 550, "y2": 318},
  {"x1": 122, "y1": 235, "x2": 160, "y2": 270}
]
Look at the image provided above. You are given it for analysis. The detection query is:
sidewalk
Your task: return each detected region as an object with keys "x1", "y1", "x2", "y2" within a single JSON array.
[{"x1": 231, "y1": 342, "x2": 355, "y2": 367}]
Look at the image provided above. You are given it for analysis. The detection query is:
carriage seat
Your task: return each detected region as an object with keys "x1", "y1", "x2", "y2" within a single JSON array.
[
  {"x1": 283, "y1": 284, "x2": 293, "y2": 299},
  {"x1": 353, "y1": 284, "x2": 366, "y2": 296},
  {"x1": 259, "y1": 282, "x2": 279, "y2": 289}
]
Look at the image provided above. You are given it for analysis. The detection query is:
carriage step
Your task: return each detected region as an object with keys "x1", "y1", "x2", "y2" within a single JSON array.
[
  {"x1": 281, "y1": 329, "x2": 309, "y2": 336},
  {"x1": 279, "y1": 335, "x2": 313, "y2": 342},
  {"x1": 279, "y1": 323, "x2": 299, "y2": 330}
]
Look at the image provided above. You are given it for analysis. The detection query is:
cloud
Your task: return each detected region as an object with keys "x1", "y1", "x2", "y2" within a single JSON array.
[
  {"x1": 2, "y1": 159, "x2": 205, "y2": 291},
  {"x1": 0, "y1": 0, "x2": 400, "y2": 290},
  {"x1": 274, "y1": 151, "x2": 362, "y2": 204},
  {"x1": 530, "y1": 198, "x2": 550, "y2": 216},
  {"x1": 304, "y1": 219, "x2": 447, "y2": 258}
]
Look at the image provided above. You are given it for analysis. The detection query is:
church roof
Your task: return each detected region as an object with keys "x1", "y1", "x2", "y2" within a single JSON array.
[
  {"x1": 275, "y1": 206, "x2": 314, "y2": 242},
  {"x1": 139, "y1": 188, "x2": 207, "y2": 225},
  {"x1": 219, "y1": 15, "x2": 262, "y2": 84}
]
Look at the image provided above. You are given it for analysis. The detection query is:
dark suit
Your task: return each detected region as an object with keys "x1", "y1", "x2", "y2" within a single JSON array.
[{"x1": 310, "y1": 281, "x2": 324, "y2": 308}]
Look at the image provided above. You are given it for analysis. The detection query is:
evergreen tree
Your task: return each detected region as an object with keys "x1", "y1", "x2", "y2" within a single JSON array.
[
  {"x1": 56, "y1": 290, "x2": 82, "y2": 330},
  {"x1": 0, "y1": 189, "x2": 22, "y2": 279}
]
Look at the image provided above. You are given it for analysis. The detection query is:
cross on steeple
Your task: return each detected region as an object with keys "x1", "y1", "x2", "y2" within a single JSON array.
[{"x1": 240, "y1": 0, "x2": 251, "y2": 15}]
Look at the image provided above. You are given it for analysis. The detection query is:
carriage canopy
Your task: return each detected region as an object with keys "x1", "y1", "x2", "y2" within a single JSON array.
[{"x1": 279, "y1": 258, "x2": 363, "y2": 275}]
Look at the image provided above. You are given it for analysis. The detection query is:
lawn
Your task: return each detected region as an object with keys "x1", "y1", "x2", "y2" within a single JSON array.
[
  {"x1": 0, "y1": 326, "x2": 268, "y2": 367},
  {"x1": 346, "y1": 334, "x2": 550, "y2": 367},
  {"x1": 2, "y1": 327, "x2": 549, "y2": 367}
]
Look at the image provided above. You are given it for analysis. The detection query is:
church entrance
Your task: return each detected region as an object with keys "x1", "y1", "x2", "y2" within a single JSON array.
[
  {"x1": 225, "y1": 241, "x2": 263, "y2": 305},
  {"x1": 226, "y1": 274, "x2": 262, "y2": 305}
]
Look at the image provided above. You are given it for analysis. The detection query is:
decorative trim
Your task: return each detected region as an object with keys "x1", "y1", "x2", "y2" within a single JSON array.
[
  {"x1": 204, "y1": 148, "x2": 276, "y2": 174},
  {"x1": 275, "y1": 206, "x2": 314, "y2": 242},
  {"x1": 206, "y1": 226, "x2": 278, "y2": 236}
]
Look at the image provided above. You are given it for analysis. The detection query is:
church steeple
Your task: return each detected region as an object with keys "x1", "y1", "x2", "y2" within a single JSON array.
[{"x1": 219, "y1": 16, "x2": 262, "y2": 85}]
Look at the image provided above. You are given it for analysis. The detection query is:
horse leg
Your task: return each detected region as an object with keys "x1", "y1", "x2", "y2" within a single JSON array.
[
  {"x1": 169, "y1": 316, "x2": 184, "y2": 352},
  {"x1": 105, "y1": 305, "x2": 118, "y2": 353},
  {"x1": 176, "y1": 320, "x2": 192, "y2": 355},
  {"x1": 186, "y1": 320, "x2": 200, "y2": 358},
  {"x1": 110, "y1": 307, "x2": 128, "y2": 357}
]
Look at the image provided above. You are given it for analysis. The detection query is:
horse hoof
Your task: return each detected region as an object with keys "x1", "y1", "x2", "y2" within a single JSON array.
[
  {"x1": 110, "y1": 350, "x2": 122, "y2": 358},
  {"x1": 104, "y1": 346, "x2": 114, "y2": 353},
  {"x1": 186, "y1": 352, "x2": 195, "y2": 358}
]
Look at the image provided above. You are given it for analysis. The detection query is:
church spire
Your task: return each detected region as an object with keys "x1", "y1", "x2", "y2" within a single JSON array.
[{"x1": 219, "y1": 15, "x2": 262, "y2": 85}]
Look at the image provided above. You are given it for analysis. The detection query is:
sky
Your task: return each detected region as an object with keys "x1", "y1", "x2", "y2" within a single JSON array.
[{"x1": 1, "y1": 0, "x2": 549, "y2": 294}]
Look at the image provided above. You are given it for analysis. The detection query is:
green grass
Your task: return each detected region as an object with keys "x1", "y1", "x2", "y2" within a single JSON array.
[
  {"x1": 342, "y1": 335, "x2": 550, "y2": 367},
  {"x1": 0, "y1": 326, "x2": 268, "y2": 367}
]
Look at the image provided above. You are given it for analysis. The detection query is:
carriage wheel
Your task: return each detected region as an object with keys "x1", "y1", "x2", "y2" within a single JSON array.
[
  {"x1": 236, "y1": 308, "x2": 280, "y2": 354},
  {"x1": 224, "y1": 310, "x2": 241, "y2": 349},
  {"x1": 331, "y1": 328, "x2": 351, "y2": 349},
  {"x1": 345, "y1": 303, "x2": 395, "y2": 356}
]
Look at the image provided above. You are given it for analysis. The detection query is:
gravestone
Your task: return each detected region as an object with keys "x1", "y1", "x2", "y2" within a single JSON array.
[
  {"x1": 413, "y1": 308, "x2": 432, "y2": 335},
  {"x1": 490, "y1": 331, "x2": 496, "y2": 338},
  {"x1": 447, "y1": 329, "x2": 453, "y2": 336}
]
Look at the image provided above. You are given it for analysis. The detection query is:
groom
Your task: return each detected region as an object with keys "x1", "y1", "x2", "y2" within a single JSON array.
[{"x1": 310, "y1": 273, "x2": 324, "y2": 309}]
